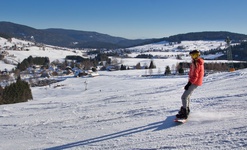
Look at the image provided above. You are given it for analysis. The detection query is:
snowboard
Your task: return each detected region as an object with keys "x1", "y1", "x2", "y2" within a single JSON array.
[{"x1": 174, "y1": 118, "x2": 187, "y2": 123}]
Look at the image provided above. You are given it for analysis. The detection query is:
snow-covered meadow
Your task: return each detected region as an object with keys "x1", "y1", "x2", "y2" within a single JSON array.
[
  {"x1": 127, "y1": 40, "x2": 228, "y2": 52},
  {"x1": 0, "y1": 37, "x2": 246, "y2": 149},
  {"x1": 0, "y1": 37, "x2": 86, "y2": 71}
]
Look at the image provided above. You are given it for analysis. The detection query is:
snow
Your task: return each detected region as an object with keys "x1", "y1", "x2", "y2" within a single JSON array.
[
  {"x1": 0, "y1": 38, "x2": 86, "y2": 71},
  {"x1": 0, "y1": 68, "x2": 247, "y2": 149},
  {"x1": 127, "y1": 40, "x2": 229, "y2": 52},
  {"x1": 0, "y1": 37, "x2": 246, "y2": 149}
]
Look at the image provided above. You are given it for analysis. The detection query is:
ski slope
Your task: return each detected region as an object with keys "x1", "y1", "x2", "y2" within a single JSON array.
[{"x1": 0, "y1": 68, "x2": 246, "y2": 149}]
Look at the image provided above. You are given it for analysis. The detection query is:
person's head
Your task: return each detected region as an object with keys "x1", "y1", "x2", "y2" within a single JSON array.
[{"x1": 189, "y1": 50, "x2": 200, "y2": 60}]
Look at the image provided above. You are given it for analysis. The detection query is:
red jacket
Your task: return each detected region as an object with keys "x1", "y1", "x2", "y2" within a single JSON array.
[{"x1": 189, "y1": 58, "x2": 204, "y2": 86}]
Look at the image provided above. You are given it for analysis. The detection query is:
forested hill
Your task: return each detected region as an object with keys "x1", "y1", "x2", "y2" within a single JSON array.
[
  {"x1": 166, "y1": 31, "x2": 247, "y2": 42},
  {"x1": 0, "y1": 21, "x2": 152, "y2": 49},
  {"x1": 0, "y1": 21, "x2": 247, "y2": 49}
]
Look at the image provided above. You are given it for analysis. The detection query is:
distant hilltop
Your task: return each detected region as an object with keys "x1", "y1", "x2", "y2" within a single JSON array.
[{"x1": 0, "y1": 21, "x2": 247, "y2": 49}]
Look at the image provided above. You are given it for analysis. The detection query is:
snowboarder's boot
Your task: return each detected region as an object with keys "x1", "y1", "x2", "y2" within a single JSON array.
[
  {"x1": 176, "y1": 107, "x2": 188, "y2": 119},
  {"x1": 177, "y1": 106, "x2": 190, "y2": 116},
  {"x1": 187, "y1": 107, "x2": 190, "y2": 115},
  {"x1": 176, "y1": 106, "x2": 183, "y2": 115}
]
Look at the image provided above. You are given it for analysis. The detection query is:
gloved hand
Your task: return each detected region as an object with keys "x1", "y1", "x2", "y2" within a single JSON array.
[{"x1": 184, "y1": 81, "x2": 192, "y2": 90}]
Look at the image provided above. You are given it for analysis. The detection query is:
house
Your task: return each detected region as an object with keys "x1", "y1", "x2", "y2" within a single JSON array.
[{"x1": 40, "y1": 70, "x2": 51, "y2": 78}]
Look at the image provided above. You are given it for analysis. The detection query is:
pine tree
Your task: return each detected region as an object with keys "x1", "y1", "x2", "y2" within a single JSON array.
[
  {"x1": 2, "y1": 76, "x2": 33, "y2": 104},
  {"x1": 120, "y1": 64, "x2": 126, "y2": 70},
  {"x1": 136, "y1": 62, "x2": 141, "y2": 69},
  {"x1": 177, "y1": 63, "x2": 184, "y2": 75},
  {"x1": 178, "y1": 67, "x2": 184, "y2": 75},
  {"x1": 164, "y1": 66, "x2": 171, "y2": 75},
  {"x1": 149, "y1": 60, "x2": 156, "y2": 69}
]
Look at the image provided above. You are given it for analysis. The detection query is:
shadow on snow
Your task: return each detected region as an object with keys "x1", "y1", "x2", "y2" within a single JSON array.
[{"x1": 45, "y1": 115, "x2": 180, "y2": 150}]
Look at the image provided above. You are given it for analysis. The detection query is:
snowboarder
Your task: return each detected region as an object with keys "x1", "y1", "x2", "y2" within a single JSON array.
[{"x1": 176, "y1": 50, "x2": 204, "y2": 119}]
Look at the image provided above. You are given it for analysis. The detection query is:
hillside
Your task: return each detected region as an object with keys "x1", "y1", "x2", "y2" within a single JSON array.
[
  {"x1": 166, "y1": 31, "x2": 247, "y2": 42},
  {"x1": 0, "y1": 21, "x2": 152, "y2": 49},
  {"x1": 1, "y1": 21, "x2": 247, "y2": 49},
  {"x1": 0, "y1": 37, "x2": 86, "y2": 71},
  {"x1": 0, "y1": 66, "x2": 246, "y2": 149}
]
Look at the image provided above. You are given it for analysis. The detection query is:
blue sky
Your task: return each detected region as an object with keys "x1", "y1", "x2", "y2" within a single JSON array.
[{"x1": 1, "y1": 0, "x2": 246, "y2": 39}]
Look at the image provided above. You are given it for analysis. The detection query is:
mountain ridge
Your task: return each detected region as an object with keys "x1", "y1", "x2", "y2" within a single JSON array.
[{"x1": 0, "y1": 21, "x2": 247, "y2": 49}]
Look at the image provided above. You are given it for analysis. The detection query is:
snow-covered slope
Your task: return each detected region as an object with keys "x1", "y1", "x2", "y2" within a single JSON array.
[
  {"x1": 0, "y1": 37, "x2": 86, "y2": 71},
  {"x1": 127, "y1": 40, "x2": 228, "y2": 52},
  {"x1": 0, "y1": 68, "x2": 246, "y2": 149}
]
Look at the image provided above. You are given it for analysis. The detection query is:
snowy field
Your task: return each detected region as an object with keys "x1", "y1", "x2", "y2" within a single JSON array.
[
  {"x1": 0, "y1": 68, "x2": 247, "y2": 150},
  {"x1": 0, "y1": 37, "x2": 86, "y2": 71},
  {"x1": 0, "y1": 37, "x2": 246, "y2": 149},
  {"x1": 127, "y1": 40, "x2": 228, "y2": 52}
]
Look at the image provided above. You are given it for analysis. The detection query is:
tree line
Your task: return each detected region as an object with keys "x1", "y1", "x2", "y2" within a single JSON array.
[
  {"x1": 17, "y1": 56, "x2": 50, "y2": 71},
  {"x1": 180, "y1": 62, "x2": 247, "y2": 72}
]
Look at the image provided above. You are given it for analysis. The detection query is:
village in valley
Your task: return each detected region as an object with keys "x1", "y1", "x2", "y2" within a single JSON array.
[{"x1": 1, "y1": 35, "x2": 243, "y2": 88}]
